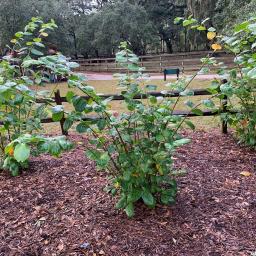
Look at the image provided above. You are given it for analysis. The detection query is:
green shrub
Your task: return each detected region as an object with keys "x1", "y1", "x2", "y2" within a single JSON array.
[
  {"x1": 177, "y1": 16, "x2": 256, "y2": 148},
  {"x1": 4, "y1": 135, "x2": 72, "y2": 176},
  {"x1": 64, "y1": 42, "x2": 218, "y2": 217},
  {"x1": 221, "y1": 19, "x2": 256, "y2": 147},
  {"x1": 0, "y1": 17, "x2": 74, "y2": 175}
]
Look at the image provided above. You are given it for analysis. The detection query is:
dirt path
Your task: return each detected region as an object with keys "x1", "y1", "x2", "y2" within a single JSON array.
[
  {"x1": 0, "y1": 131, "x2": 255, "y2": 256},
  {"x1": 85, "y1": 72, "x2": 221, "y2": 81}
]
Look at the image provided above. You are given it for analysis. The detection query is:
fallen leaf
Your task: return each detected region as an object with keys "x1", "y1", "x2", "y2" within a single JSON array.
[
  {"x1": 99, "y1": 250, "x2": 105, "y2": 255},
  {"x1": 44, "y1": 240, "x2": 49, "y2": 245},
  {"x1": 57, "y1": 242, "x2": 64, "y2": 251},
  {"x1": 240, "y1": 171, "x2": 252, "y2": 177}
]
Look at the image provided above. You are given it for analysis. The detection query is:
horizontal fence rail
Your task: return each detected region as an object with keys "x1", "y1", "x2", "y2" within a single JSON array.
[
  {"x1": 36, "y1": 88, "x2": 231, "y2": 135},
  {"x1": 73, "y1": 51, "x2": 235, "y2": 73}
]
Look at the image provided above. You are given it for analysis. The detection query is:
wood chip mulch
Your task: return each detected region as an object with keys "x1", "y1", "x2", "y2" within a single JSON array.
[{"x1": 0, "y1": 131, "x2": 255, "y2": 256}]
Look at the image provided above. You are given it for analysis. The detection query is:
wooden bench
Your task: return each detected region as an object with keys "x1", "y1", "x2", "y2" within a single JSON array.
[{"x1": 164, "y1": 68, "x2": 180, "y2": 81}]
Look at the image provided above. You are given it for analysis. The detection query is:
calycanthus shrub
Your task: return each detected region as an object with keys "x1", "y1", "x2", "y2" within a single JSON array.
[{"x1": 64, "y1": 42, "x2": 217, "y2": 217}]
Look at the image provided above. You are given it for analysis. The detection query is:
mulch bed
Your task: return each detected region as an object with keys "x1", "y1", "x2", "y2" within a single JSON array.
[{"x1": 0, "y1": 131, "x2": 255, "y2": 256}]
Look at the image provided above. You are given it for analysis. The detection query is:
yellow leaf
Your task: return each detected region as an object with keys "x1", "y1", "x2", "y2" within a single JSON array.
[
  {"x1": 211, "y1": 43, "x2": 222, "y2": 51},
  {"x1": 114, "y1": 182, "x2": 120, "y2": 189},
  {"x1": 156, "y1": 164, "x2": 164, "y2": 175},
  {"x1": 11, "y1": 39, "x2": 17, "y2": 44},
  {"x1": 9, "y1": 147, "x2": 14, "y2": 156},
  {"x1": 240, "y1": 171, "x2": 252, "y2": 177},
  {"x1": 40, "y1": 32, "x2": 48, "y2": 37},
  {"x1": 77, "y1": 141, "x2": 84, "y2": 145},
  {"x1": 207, "y1": 32, "x2": 216, "y2": 40},
  {"x1": 5, "y1": 145, "x2": 14, "y2": 156}
]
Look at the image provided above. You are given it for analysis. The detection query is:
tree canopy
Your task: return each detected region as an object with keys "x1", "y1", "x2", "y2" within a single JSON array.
[{"x1": 0, "y1": 0, "x2": 255, "y2": 57}]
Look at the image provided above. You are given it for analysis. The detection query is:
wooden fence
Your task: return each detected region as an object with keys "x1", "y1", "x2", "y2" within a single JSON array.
[
  {"x1": 40, "y1": 88, "x2": 229, "y2": 136},
  {"x1": 74, "y1": 51, "x2": 235, "y2": 73}
]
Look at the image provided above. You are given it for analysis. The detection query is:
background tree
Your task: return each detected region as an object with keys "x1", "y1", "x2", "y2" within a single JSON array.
[{"x1": 1, "y1": 0, "x2": 256, "y2": 57}]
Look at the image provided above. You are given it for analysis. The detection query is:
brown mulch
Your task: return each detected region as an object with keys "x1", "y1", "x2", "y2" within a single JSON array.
[{"x1": 0, "y1": 131, "x2": 255, "y2": 256}]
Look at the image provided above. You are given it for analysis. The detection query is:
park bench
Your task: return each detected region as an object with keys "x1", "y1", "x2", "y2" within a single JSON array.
[{"x1": 163, "y1": 68, "x2": 180, "y2": 81}]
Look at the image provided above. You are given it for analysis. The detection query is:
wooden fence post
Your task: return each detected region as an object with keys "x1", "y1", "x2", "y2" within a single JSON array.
[
  {"x1": 54, "y1": 89, "x2": 68, "y2": 136},
  {"x1": 221, "y1": 94, "x2": 228, "y2": 134},
  {"x1": 221, "y1": 79, "x2": 228, "y2": 134}
]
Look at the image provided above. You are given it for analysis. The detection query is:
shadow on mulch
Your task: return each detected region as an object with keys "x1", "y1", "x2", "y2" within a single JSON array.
[{"x1": 0, "y1": 130, "x2": 255, "y2": 256}]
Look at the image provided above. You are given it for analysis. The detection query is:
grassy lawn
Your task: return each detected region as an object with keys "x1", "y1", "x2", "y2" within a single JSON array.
[{"x1": 37, "y1": 78, "x2": 223, "y2": 134}]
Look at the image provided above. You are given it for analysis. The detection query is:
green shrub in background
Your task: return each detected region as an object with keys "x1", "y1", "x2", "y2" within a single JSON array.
[
  {"x1": 176, "y1": 16, "x2": 256, "y2": 148},
  {"x1": 0, "y1": 17, "x2": 73, "y2": 176}
]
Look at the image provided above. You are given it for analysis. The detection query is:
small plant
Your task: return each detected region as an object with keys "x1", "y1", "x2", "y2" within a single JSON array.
[
  {"x1": 4, "y1": 135, "x2": 72, "y2": 176},
  {"x1": 64, "y1": 41, "x2": 218, "y2": 217},
  {"x1": 177, "y1": 16, "x2": 256, "y2": 148}
]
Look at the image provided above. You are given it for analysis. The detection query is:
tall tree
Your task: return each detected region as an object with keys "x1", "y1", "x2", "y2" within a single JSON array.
[
  {"x1": 80, "y1": 0, "x2": 159, "y2": 56},
  {"x1": 137, "y1": 0, "x2": 187, "y2": 53}
]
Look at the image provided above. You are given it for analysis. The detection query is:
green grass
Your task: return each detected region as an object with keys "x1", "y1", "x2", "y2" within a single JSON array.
[{"x1": 37, "y1": 78, "x2": 223, "y2": 134}]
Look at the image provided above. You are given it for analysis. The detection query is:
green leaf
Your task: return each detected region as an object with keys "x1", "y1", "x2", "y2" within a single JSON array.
[
  {"x1": 183, "y1": 18, "x2": 197, "y2": 27},
  {"x1": 97, "y1": 152, "x2": 110, "y2": 168},
  {"x1": 127, "y1": 189, "x2": 142, "y2": 203},
  {"x1": 184, "y1": 100, "x2": 194, "y2": 108},
  {"x1": 63, "y1": 118, "x2": 73, "y2": 131},
  {"x1": 76, "y1": 122, "x2": 90, "y2": 133},
  {"x1": 66, "y1": 91, "x2": 75, "y2": 103},
  {"x1": 97, "y1": 119, "x2": 107, "y2": 130},
  {"x1": 10, "y1": 162, "x2": 20, "y2": 177},
  {"x1": 156, "y1": 134, "x2": 165, "y2": 142},
  {"x1": 185, "y1": 120, "x2": 195, "y2": 130},
  {"x1": 149, "y1": 96, "x2": 157, "y2": 104},
  {"x1": 142, "y1": 190, "x2": 155, "y2": 207},
  {"x1": 180, "y1": 89, "x2": 194, "y2": 96},
  {"x1": 202, "y1": 99, "x2": 215, "y2": 108},
  {"x1": 31, "y1": 48, "x2": 44, "y2": 56},
  {"x1": 72, "y1": 96, "x2": 87, "y2": 112},
  {"x1": 234, "y1": 21, "x2": 249, "y2": 33},
  {"x1": 68, "y1": 62, "x2": 80, "y2": 69},
  {"x1": 125, "y1": 203, "x2": 135, "y2": 218},
  {"x1": 86, "y1": 149, "x2": 100, "y2": 160},
  {"x1": 248, "y1": 23, "x2": 256, "y2": 33},
  {"x1": 161, "y1": 190, "x2": 176, "y2": 205},
  {"x1": 51, "y1": 105, "x2": 64, "y2": 122},
  {"x1": 14, "y1": 143, "x2": 30, "y2": 163},
  {"x1": 208, "y1": 27, "x2": 216, "y2": 32},
  {"x1": 116, "y1": 195, "x2": 127, "y2": 209},
  {"x1": 174, "y1": 17, "x2": 183, "y2": 24},
  {"x1": 173, "y1": 138, "x2": 191, "y2": 147},
  {"x1": 247, "y1": 67, "x2": 256, "y2": 79},
  {"x1": 197, "y1": 26, "x2": 206, "y2": 31},
  {"x1": 48, "y1": 141, "x2": 61, "y2": 157},
  {"x1": 145, "y1": 85, "x2": 157, "y2": 91},
  {"x1": 192, "y1": 109, "x2": 204, "y2": 116}
]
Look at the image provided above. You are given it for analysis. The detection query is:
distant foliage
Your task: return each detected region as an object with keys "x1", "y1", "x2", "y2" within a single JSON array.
[{"x1": 214, "y1": 0, "x2": 256, "y2": 31}]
